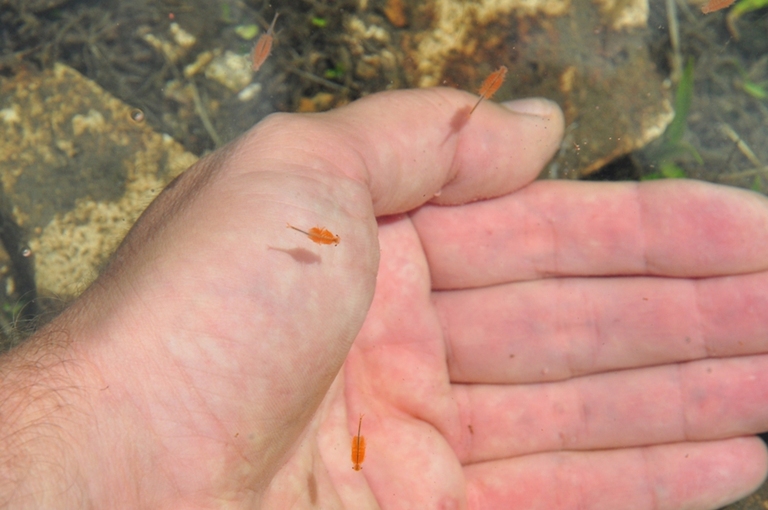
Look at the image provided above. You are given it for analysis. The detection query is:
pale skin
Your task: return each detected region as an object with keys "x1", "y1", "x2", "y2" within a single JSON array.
[{"x1": 1, "y1": 87, "x2": 768, "y2": 509}]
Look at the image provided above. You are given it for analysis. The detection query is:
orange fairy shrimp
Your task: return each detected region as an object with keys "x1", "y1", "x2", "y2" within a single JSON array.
[
  {"x1": 351, "y1": 414, "x2": 366, "y2": 471},
  {"x1": 286, "y1": 223, "x2": 340, "y2": 245},
  {"x1": 469, "y1": 65, "x2": 508, "y2": 115},
  {"x1": 701, "y1": 0, "x2": 736, "y2": 13},
  {"x1": 252, "y1": 12, "x2": 279, "y2": 72}
]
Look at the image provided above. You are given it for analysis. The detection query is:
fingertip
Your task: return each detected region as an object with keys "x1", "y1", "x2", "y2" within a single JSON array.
[
  {"x1": 502, "y1": 97, "x2": 562, "y2": 120},
  {"x1": 501, "y1": 98, "x2": 565, "y2": 151},
  {"x1": 712, "y1": 436, "x2": 768, "y2": 506}
]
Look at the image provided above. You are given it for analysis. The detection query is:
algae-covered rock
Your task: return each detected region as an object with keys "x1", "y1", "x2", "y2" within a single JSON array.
[{"x1": 0, "y1": 63, "x2": 198, "y2": 298}]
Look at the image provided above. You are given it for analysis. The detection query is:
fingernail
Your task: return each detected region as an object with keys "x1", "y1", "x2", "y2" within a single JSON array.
[{"x1": 502, "y1": 98, "x2": 561, "y2": 118}]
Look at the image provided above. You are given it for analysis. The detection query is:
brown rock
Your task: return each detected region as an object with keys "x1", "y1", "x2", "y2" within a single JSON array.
[
  {"x1": 0, "y1": 64, "x2": 198, "y2": 298},
  {"x1": 403, "y1": 0, "x2": 672, "y2": 177}
]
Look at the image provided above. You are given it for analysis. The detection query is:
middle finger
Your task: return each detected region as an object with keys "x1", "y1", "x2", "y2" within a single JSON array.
[{"x1": 436, "y1": 271, "x2": 768, "y2": 384}]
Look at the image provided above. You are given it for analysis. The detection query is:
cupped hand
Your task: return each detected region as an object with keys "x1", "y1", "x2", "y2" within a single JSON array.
[{"x1": 36, "y1": 88, "x2": 768, "y2": 509}]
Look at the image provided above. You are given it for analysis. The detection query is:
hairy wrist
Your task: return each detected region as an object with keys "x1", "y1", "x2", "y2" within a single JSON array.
[{"x1": 0, "y1": 325, "x2": 98, "y2": 508}]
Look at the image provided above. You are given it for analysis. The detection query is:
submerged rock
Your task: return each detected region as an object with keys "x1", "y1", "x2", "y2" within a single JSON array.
[
  {"x1": 0, "y1": 63, "x2": 198, "y2": 298},
  {"x1": 403, "y1": 0, "x2": 672, "y2": 177}
]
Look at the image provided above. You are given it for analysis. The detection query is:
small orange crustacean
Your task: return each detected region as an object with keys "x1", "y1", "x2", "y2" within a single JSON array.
[
  {"x1": 286, "y1": 223, "x2": 340, "y2": 246},
  {"x1": 701, "y1": 0, "x2": 736, "y2": 13},
  {"x1": 252, "y1": 12, "x2": 279, "y2": 72},
  {"x1": 351, "y1": 414, "x2": 366, "y2": 471},
  {"x1": 469, "y1": 65, "x2": 508, "y2": 115}
]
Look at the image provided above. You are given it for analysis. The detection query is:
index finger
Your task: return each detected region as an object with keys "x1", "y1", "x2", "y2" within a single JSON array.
[{"x1": 413, "y1": 179, "x2": 768, "y2": 289}]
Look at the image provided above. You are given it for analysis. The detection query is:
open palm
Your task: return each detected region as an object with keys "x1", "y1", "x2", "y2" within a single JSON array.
[
  {"x1": 32, "y1": 88, "x2": 768, "y2": 509},
  {"x1": 336, "y1": 176, "x2": 768, "y2": 509}
]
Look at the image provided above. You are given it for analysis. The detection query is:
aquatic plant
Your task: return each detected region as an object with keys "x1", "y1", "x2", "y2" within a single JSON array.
[{"x1": 642, "y1": 58, "x2": 702, "y2": 180}]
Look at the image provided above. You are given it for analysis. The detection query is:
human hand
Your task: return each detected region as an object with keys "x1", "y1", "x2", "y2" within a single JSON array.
[
  {"x1": 357, "y1": 178, "x2": 768, "y2": 509},
  {"x1": 4, "y1": 88, "x2": 768, "y2": 509}
]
